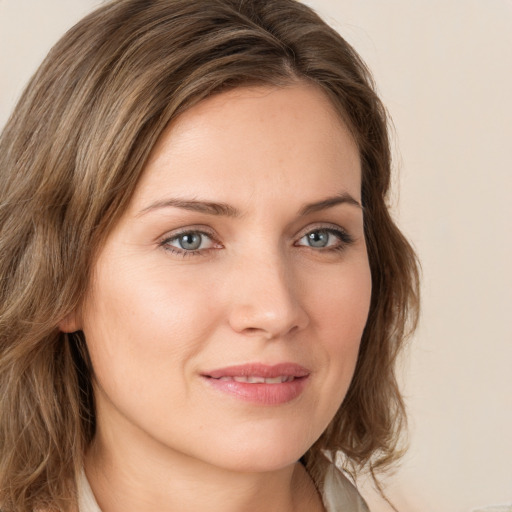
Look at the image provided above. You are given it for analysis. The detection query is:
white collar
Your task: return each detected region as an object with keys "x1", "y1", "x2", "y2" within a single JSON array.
[
  {"x1": 78, "y1": 469, "x2": 102, "y2": 512},
  {"x1": 321, "y1": 464, "x2": 370, "y2": 512}
]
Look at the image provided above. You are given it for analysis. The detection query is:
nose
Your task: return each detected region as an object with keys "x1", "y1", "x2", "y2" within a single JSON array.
[{"x1": 227, "y1": 254, "x2": 310, "y2": 340}]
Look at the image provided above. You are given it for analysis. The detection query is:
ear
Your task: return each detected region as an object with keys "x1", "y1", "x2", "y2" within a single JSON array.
[{"x1": 58, "y1": 311, "x2": 81, "y2": 333}]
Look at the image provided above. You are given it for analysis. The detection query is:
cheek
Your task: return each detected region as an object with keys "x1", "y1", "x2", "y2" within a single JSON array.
[
  {"x1": 80, "y1": 260, "x2": 220, "y2": 395},
  {"x1": 287, "y1": 257, "x2": 371, "y2": 440},
  {"x1": 311, "y1": 258, "x2": 372, "y2": 338},
  {"x1": 309, "y1": 257, "x2": 372, "y2": 383}
]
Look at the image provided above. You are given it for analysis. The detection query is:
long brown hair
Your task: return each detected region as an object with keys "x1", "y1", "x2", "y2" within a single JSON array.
[{"x1": 0, "y1": 0, "x2": 419, "y2": 510}]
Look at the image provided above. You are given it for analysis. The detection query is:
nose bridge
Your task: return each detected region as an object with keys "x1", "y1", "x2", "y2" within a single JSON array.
[{"x1": 227, "y1": 247, "x2": 309, "y2": 338}]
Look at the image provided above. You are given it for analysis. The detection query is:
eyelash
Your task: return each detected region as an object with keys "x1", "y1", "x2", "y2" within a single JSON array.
[{"x1": 158, "y1": 225, "x2": 354, "y2": 258}]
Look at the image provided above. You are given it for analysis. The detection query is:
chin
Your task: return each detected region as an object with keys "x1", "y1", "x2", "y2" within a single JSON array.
[
  {"x1": 191, "y1": 425, "x2": 316, "y2": 474},
  {"x1": 215, "y1": 450, "x2": 304, "y2": 474}
]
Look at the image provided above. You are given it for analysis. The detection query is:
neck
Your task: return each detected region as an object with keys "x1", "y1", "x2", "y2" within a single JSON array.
[{"x1": 84, "y1": 422, "x2": 324, "y2": 512}]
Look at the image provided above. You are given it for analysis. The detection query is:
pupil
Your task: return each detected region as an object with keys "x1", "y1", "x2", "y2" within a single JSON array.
[
  {"x1": 308, "y1": 231, "x2": 328, "y2": 247},
  {"x1": 179, "y1": 233, "x2": 201, "y2": 250}
]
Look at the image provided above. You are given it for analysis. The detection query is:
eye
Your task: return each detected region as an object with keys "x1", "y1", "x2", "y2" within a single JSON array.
[
  {"x1": 160, "y1": 230, "x2": 218, "y2": 255},
  {"x1": 296, "y1": 227, "x2": 353, "y2": 251},
  {"x1": 303, "y1": 230, "x2": 331, "y2": 248},
  {"x1": 174, "y1": 232, "x2": 205, "y2": 251}
]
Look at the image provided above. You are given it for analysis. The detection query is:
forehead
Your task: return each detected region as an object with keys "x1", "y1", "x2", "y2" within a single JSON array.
[{"x1": 128, "y1": 83, "x2": 361, "y2": 213}]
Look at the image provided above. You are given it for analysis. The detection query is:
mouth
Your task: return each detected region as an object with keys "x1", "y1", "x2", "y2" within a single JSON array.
[
  {"x1": 201, "y1": 363, "x2": 310, "y2": 405},
  {"x1": 212, "y1": 375, "x2": 297, "y2": 383}
]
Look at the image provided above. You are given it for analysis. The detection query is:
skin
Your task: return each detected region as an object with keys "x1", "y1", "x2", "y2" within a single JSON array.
[{"x1": 64, "y1": 83, "x2": 372, "y2": 512}]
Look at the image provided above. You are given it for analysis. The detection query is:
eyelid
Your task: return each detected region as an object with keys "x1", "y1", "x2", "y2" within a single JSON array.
[{"x1": 295, "y1": 222, "x2": 351, "y2": 240}]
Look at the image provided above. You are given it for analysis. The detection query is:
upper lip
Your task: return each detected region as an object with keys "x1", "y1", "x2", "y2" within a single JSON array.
[{"x1": 203, "y1": 363, "x2": 310, "y2": 379}]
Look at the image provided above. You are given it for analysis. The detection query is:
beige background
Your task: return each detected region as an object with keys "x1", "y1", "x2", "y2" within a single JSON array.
[{"x1": 1, "y1": 1, "x2": 511, "y2": 511}]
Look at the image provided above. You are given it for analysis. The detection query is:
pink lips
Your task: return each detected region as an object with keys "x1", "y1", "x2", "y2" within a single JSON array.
[{"x1": 202, "y1": 363, "x2": 310, "y2": 405}]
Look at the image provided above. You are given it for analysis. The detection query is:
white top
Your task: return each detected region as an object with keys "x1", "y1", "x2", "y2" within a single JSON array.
[
  {"x1": 321, "y1": 464, "x2": 370, "y2": 512},
  {"x1": 78, "y1": 464, "x2": 369, "y2": 512}
]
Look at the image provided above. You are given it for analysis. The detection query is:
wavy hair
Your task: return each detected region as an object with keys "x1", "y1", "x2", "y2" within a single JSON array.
[{"x1": 0, "y1": 0, "x2": 419, "y2": 510}]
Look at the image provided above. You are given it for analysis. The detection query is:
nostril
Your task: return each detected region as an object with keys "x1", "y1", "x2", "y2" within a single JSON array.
[{"x1": 228, "y1": 298, "x2": 309, "y2": 339}]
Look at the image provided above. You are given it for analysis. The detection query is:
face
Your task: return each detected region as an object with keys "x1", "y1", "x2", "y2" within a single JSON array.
[{"x1": 74, "y1": 83, "x2": 372, "y2": 473}]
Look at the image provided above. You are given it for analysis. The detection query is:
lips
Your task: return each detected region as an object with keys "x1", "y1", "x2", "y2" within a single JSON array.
[
  {"x1": 215, "y1": 375, "x2": 296, "y2": 383},
  {"x1": 201, "y1": 363, "x2": 310, "y2": 405},
  {"x1": 204, "y1": 362, "x2": 310, "y2": 380}
]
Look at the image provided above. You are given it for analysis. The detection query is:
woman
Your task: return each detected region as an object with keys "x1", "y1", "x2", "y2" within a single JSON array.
[{"x1": 0, "y1": 1, "x2": 419, "y2": 511}]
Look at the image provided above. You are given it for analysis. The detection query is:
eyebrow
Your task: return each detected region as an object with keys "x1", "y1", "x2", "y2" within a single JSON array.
[
  {"x1": 298, "y1": 192, "x2": 362, "y2": 215},
  {"x1": 138, "y1": 192, "x2": 362, "y2": 218},
  {"x1": 138, "y1": 198, "x2": 240, "y2": 217}
]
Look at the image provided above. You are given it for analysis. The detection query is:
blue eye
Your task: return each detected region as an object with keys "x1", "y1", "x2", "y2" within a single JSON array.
[
  {"x1": 161, "y1": 231, "x2": 216, "y2": 254},
  {"x1": 305, "y1": 230, "x2": 330, "y2": 248},
  {"x1": 176, "y1": 232, "x2": 203, "y2": 250},
  {"x1": 297, "y1": 228, "x2": 353, "y2": 250}
]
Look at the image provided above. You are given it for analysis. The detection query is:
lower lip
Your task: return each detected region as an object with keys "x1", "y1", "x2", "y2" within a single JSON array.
[{"x1": 203, "y1": 376, "x2": 309, "y2": 405}]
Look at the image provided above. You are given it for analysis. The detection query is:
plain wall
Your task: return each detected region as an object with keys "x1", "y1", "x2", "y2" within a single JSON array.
[{"x1": 1, "y1": 1, "x2": 511, "y2": 511}]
